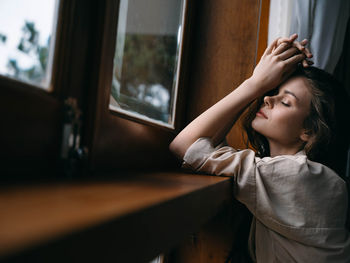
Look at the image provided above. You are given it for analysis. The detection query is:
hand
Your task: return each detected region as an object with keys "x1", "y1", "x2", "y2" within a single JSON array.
[
  {"x1": 250, "y1": 34, "x2": 309, "y2": 94},
  {"x1": 276, "y1": 34, "x2": 313, "y2": 67}
]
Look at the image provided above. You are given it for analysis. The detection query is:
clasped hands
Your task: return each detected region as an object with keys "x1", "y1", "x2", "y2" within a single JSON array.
[
  {"x1": 251, "y1": 33, "x2": 314, "y2": 94},
  {"x1": 274, "y1": 33, "x2": 313, "y2": 67}
]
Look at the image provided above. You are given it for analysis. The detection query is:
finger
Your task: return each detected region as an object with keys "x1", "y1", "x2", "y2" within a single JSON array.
[
  {"x1": 302, "y1": 60, "x2": 309, "y2": 67},
  {"x1": 302, "y1": 59, "x2": 314, "y2": 67},
  {"x1": 277, "y1": 37, "x2": 292, "y2": 46},
  {"x1": 277, "y1": 34, "x2": 298, "y2": 46},
  {"x1": 299, "y1": 39, "x2": 313, "y2": 58},
  {"x1": 288, "y1": 33, "x2": 298, "y2": 42},
  {"x1": 304, "y1": 59, "x2": 314, "y2": 66},
  {"x1": 285, "y1": 53, "x2": 306, "y2": 65},
  {"x1": 293, "y1": 41, "x2": 305, "y2": 52},
  {"x1": 300, "y1": 39, "x2": 308, "y2": 46},
  {"x1": 272, "y1": 42, "x2": 292, "y2": 55},
  {"x1": 292, "y1": 41, "x2": 313, "y2": 58},
  {"x1": 303, "y1": 47, "x2": 313, "y2": 58},
  {"x1": 278, "y1": 47, "x2": 300, "y2": 60},
  {"x1": 264, "y1": 38, "x2": 279, "y2": 56}
]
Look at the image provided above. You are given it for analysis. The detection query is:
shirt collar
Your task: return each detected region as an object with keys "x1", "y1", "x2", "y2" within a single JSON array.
[{"x1": 295, "y1": 150, "x2": 306, "y2": 156}]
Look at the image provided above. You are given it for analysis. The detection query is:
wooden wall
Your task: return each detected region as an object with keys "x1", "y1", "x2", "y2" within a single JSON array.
[{"x1": 185, "y1": 0, "x2": 261, "y2": 150}]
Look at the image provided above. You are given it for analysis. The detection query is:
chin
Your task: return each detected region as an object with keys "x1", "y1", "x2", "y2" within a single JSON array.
[
  {"x1": 251, "y1": 118, "x2": 260, "y2": 132},
  {"x1": 251, "y1": 121, "x2": 267, "y2": 138}
]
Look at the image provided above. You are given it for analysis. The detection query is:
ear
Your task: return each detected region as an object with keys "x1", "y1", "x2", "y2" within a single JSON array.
[{"x1": 300, "y1": 129, "x2": 311, "y2": 142}]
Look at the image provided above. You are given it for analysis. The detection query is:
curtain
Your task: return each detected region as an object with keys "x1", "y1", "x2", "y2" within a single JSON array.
[
  {"x1": 268, "y1": 0, "x2": 294, "y2": 44},
  {"x1": 269, "y1": 0, "x2": 350, "y2": 74}
]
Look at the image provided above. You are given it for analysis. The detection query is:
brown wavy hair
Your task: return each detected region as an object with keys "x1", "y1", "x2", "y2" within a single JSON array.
[{"x1": 242, "y1": 66, "x2": 349, "y2": 175}]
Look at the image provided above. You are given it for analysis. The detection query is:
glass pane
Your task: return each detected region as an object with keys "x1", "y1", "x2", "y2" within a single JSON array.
[
  {"x1": 109, "y1": 0, "x2": 186, "y2": 128},
  {"x1": 0, "y1": 0, "x2": 59, "y2": 88}
]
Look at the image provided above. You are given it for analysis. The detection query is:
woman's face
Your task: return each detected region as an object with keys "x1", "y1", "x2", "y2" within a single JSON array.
[{"x1": 251, "y1": 76, "x2": 312, "y2": 150}]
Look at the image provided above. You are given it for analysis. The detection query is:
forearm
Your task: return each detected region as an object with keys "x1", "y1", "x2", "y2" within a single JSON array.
[
  {"x1": 170, "y1": 34, "x2": 310, "y2": 160},
  {"x1": 170, "y1": 77, "x2": 262, "y2": 159}
]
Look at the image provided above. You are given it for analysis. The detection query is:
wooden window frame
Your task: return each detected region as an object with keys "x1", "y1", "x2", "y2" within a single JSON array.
[
  {"x1": 83, "y1": 0, "x2": 196, "y2": 173},
  {"x1": 108, "y1": 0, "x2": 189, "y2": 130},
  {"x1": 0, "y1": 0, "x2": 195, "y2": 176},
  {"x1": 0, "y1": 0, "x2": 109, "y2": 178}
]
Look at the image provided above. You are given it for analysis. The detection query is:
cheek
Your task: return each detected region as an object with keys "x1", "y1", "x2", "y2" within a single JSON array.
[
  {"x1": 251, "y1": 112, "x2": 306, "y2": 141},
  {"x1": 272, "y1": 112, "x2": 306, "y2": 140},
  {"x1": 280, "y1": 112, "x2": 305, "y2": 129}
]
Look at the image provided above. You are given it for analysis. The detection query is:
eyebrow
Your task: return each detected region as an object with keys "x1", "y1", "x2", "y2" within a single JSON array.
[{"x1": 283, "y1": 90, "x2": 299, "y2": 101}]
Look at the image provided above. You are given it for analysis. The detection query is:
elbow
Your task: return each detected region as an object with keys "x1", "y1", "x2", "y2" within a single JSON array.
[
  {"x1": 169, "y1": 137, "x2": 185, "y2": 160},
  {"x1": 169, "y1": 139, "x2": 176, "y2": 154}
]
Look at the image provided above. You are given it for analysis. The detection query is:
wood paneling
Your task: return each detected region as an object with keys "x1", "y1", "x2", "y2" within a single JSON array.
[
  {"x1": 166, "y1": 201, "x2": 252, "y2": 263},
  {"x1": 256, "y1": 0, "x2": 270, "y2": 64},
  {"x1": 0, "y1": 77, "x2": 62, "y2": 178},
  {"x1": 185, "y1": 0, "x2": 261, "y2": 150}
]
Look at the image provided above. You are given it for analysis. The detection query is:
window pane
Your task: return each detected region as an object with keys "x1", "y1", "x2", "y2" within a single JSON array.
[
  {"x1": 110, "y1": 0, "x2": 186, "y2": 128},
  {"x1": 0, "y1": 0, "x2": 59, "y2": 89}
]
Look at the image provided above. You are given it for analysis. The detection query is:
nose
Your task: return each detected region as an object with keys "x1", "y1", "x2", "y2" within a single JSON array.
[{"x1": 263, "y1": 96, "x2": 273, "y2": 108}]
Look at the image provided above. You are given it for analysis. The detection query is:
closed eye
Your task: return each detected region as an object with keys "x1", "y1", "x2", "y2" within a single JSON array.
[{"x1": 281, "y1": 101, "x2": 290, "y2": 107}]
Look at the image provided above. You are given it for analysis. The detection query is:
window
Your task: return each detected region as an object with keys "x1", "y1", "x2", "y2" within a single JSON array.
[
  {"x1": 109, "y1": 0, "x2": 186, "y2": 128},
  {"x1": 0, "y1": 0, "x2": 59, "y2": 89}
]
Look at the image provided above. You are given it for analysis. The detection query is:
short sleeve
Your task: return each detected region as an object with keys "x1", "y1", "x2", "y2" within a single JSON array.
[{"x1": 182, "y1": 137, "x2": 258, "y2": 213}]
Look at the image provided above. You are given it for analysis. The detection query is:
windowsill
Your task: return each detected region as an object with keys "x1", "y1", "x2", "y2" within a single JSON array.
[{"x1": 0, "y1": 172, "x2": 232, "y2": 262}]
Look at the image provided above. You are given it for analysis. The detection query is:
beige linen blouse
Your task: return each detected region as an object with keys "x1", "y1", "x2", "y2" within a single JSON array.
[{"x1": 182, "y1": 137, "x2": 350, "y2": 262}]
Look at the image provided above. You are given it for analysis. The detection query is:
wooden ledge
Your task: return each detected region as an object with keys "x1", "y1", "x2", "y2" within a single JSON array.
[{"x1": 0, "y1": 172, "x2": 232, "y2": 263}]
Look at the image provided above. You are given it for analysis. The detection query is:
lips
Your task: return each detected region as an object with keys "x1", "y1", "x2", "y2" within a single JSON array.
[{"x1": 256, "y1": 109, "x2": 268, "y2": 119}]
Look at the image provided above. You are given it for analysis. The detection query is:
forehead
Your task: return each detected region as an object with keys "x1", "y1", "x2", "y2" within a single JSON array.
[{"x1": 279, "y1": 76, "x2": 312, "y2": 104}]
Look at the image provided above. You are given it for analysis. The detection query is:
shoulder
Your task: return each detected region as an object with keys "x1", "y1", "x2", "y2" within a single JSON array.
[
  {"x1": 306, "y1": 158, "x2": 346, "y2": 190},
  {"x1": 254, "y1": 153, "x2": 348, "y2": 231},
  {"x1": 257, "y1": 151, "x2": 307, "y2": 167},
  {"x1": 255, "y1": 152, "x2": 346, "y2": 195}
]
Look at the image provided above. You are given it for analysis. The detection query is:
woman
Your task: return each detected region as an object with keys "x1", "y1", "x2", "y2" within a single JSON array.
[{"x1": 169, "y1": 34, "x2": 350, "y2": 262}]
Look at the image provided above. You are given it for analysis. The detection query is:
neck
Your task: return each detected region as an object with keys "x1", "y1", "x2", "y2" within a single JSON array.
[{"x1": 268, "y1": 140, "x2": 304, "y2": 157}]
